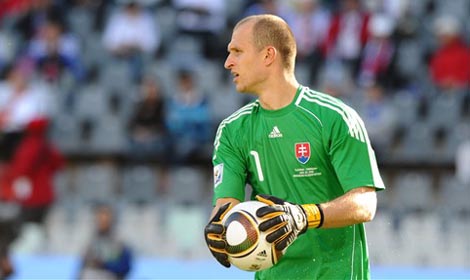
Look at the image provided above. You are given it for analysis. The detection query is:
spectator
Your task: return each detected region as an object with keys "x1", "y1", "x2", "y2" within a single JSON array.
[
  {"x1": 357, "y1": 13, "x2": 396, "y2": 88},
  {"x1": 0, "y1": 62, "x2": 59, "y2": 272},
  {"x1": 323, "y1": 0, "x2": 370, "y2": 78},
  {"x1": 13, "y1": 0, "x2": 64, "y2": 42},
  {"x1": 0, "y1": 59, "x2": 51, "y2": 165},
  {"x1": 1, "y1": 117, "x2": 64, "y2": 227},
  {"x1": 0, "y1": 32, "x2": 16, "y2": 74},
  {"x1": 79, "y1": 204, "x2": 133, "y2": 280},
  {"x1": 0, "y1": 195, "x2": 20, "y2": 279},
  {"x1": 67, "y1": 0, "x2": 111, "y2": 34},
  {"x1": 127, "y1": 75, "x2": 169, "y2": 162},
  {"x1": 172, "y1": 0, "x2": 227, "y2": 60},
  {"x1": 319, "y1": 58, "x2": 355, "y2": 101},
  {"x1": 455, "y1": 125, "x2": 470, "y2": 185},
  {"x1": 243, "y1": 0, "x2": 290, "y2": 19},
  {"x1": 209, "y1": 84, "x2": 246, "y2": 130},
  {"x1": 102, "y1": 1, "x2": 160, "y2": 83},
  {"x1": 165, "y1": 69, "x2": 212, "y2": 164},
  {"x1": 0, "y1": 0, "x2": 32, "y2": 20},
  {"x1": 289, "y1": 0, "x2": 331, "y2": 85},
  {"x1": 27, "y1": 18, "x2": 84, "y2": 84},
  {"x1": 429, "y1": 15, "x2": 470, "y2": 90}
]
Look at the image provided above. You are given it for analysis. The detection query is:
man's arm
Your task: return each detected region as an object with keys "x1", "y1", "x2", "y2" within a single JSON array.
[
  {"x1": 319, "y1": 186, "x2": 377, "y2": 228},
  {"x1": 256, "y1": 186, "x2": 378, "y2": 251}
]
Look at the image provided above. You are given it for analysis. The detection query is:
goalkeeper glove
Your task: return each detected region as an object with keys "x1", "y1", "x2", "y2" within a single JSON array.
[
  {"x1": 204, "y1": 202, "x2": 232, "y2": 268},
  {"x1": 255, "y1": 194, "x2": 324, "y2": 251}
]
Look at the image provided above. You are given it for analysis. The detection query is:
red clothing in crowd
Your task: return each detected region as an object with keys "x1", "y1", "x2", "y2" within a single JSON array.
[
  {"x1": 0, "y1": 118, "x2": 64, "y2": 207},
  {"x1": 430, "y1": 38, "x2": 470, "y2": 89},
  {"x1": 0, "y1": 0, "x2": 31, "y2": 18},
  {"x1": 322, "y1": 10, "x2": 370, "y2": 57}
]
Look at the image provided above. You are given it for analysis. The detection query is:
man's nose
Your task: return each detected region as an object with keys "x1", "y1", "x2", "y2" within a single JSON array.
[{"x1": 224, "y1": 56, "x2": 233, "y2": 70}]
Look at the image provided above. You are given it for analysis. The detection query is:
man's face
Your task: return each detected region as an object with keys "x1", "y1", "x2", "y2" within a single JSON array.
[
  {"x1": 96, "y1": 207, "x2": 113, "y2": 234},
  {"x1": 224, "y1": 22, "x2": 266, "y2": 94}
]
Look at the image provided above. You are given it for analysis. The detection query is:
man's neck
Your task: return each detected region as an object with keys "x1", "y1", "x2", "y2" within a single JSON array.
[{"x1": 257, "y1": 75, "x2": 299, "y2": 110}]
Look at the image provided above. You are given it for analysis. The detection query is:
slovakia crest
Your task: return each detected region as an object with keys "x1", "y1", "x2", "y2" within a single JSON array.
[{"x1": 295, "y1": 142, "x2": 311, "y2": 164}]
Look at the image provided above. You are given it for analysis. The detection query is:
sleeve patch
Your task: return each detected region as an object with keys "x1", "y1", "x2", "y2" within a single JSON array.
[{"x1": 213, "y1": 163, "x2": 224, "y2": 188}]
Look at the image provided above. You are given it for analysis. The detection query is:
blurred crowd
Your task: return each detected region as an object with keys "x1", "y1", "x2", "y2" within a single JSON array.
[
  {"x1": 0, "y1": 0, "x2": 467, "y2": 163},
  {"x1": 0, "y1": 0, "x2": 469, "y2": 278}
]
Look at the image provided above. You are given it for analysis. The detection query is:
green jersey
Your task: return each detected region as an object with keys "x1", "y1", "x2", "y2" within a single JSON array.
[{"x1": 212, "y1": 85, "x2": 385, "y2": 279}]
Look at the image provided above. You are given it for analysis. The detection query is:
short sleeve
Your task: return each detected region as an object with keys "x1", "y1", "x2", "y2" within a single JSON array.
[
  {"x1": 324, "y1": 106, "x2": 385, "y2": 192},
  {"x1": 212, "y1": 125, "x2": 247, "y2": 204}
]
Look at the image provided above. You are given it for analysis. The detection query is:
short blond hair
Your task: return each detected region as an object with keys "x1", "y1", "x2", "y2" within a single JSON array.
[{"x1": 235, "y1": 14, "x2": 297, "y2": 72}]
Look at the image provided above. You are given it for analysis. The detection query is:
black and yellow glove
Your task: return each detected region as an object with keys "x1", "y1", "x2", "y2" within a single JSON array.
[
  {"x1": 255, "y1": 194, "x2": 324, "y2": 251},
  {"x1": 204, "y1": 202, "x2": 233, "y2": 268}
]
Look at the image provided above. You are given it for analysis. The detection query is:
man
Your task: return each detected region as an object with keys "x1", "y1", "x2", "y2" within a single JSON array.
[
  {"x1": 79, "y1": 204, "x2": 132, "y2": 280},
  {"x1": 204, "y1": 14, "x2": 385, "y2": 279}
]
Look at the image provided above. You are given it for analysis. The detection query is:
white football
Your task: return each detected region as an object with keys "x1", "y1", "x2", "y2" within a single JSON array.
[{"x1": 221, "y1": 201, "x2": 284, "y2": 271}]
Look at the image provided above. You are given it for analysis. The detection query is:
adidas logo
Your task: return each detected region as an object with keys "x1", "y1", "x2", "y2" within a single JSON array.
[
  {"x1": 257, "y1": 250, "x2": 268, "y2": 257},
  {"x1": 268, "y1": 126, "x2": 283, "y2": 138}
]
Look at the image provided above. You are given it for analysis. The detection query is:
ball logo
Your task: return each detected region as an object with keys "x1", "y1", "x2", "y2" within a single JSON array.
[{"x1": 295, "y1": 142, "x2": 311, "y2": 164}]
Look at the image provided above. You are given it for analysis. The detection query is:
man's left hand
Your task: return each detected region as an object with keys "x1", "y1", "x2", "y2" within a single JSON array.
[{"x1": 255, "y1": 194, "x2": 309, "y2": 251}]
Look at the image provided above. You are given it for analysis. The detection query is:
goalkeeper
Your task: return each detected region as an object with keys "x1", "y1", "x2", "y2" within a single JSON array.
[{"x1": 204, "y1": 14, "x2": 385, "y2": 280}]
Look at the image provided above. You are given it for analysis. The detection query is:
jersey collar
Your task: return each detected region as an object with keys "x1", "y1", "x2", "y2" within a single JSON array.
[{"x1": 258, "y1": 85, "x2": 303, "y2": 117}]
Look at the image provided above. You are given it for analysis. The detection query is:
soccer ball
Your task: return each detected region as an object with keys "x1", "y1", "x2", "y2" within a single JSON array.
[{"x1": 221, "y1": 201, "x2": 284, "y2": 271}]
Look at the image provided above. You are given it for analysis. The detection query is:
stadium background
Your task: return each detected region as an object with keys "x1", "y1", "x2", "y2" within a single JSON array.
[{"x1": 0, "y1": 0, "x2": 469, "y2": 279}]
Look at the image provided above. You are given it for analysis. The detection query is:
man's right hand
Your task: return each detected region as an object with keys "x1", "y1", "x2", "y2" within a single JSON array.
[{"x1": 204, "y1": 202, "x2": 233, "y2": 268}]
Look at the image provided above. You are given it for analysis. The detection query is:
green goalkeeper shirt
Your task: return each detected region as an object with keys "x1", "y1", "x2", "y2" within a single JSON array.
[{"x1": 212, "y1": 85, "x2": 385, "y2": 280}]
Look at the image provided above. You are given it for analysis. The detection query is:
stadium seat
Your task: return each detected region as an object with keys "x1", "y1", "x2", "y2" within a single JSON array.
[
  {"x1": 397, "y1": 212, "x2": 443, "y2": 266},
  {"x1": 391, "y1": 92, "x2": 419, "y2": 127},
  {"x1": 435, "y1": 0, "x2": 470, "y2": 22},
  {"x1": 117, "y1": 203, "x2": 163, "y2": 256},
  {"x1": 167, "y1": 167, "x2": 210, "y2": 206},
  {"x1": 100, "y1": 60, "x2": 134, "y2": 91},
  {"x1": 209, "y1": 83, "x2": 245, "y2": 125},
  {"x1": 106, "y1": 86, "x2": 137, "y2": 122},
  {"x1": 166, "y1": 35, "x2": 204, "y2": 70},
  {"x1": 120, "y1": 165, "x2": 158, "y2": 205},
  {"x1": 395, "y1": 40, "x2": 426, "y2": 80},
  {"x1": 365, "y1": 211, "x2": 395, "y2": 265},
  {"x1": 294, "y1": 63, "x2": 312, "y2": 86},
  {"x1": 67, "y1": 6, "x2": 94, "y2": 39},
  {"x1": 154, "y1": 5, "x2": 177, "y2": 49},
  {"x1": 90, "y1": 115, "x2": 127, "y2": 154},
  {"x1": 49, "y1": 114, "x2": 81, "y2": 154},
  {"x1": 437, "y1": 174, "x2": 470, "y2": 225},
  {"x1": 151, "y1": 58, "x2": 177, "y2": 97},
  {"x1": 445, "y1": 122, "x2": 470, "y2": 165},
  {"x1": 166, "y1": 204, "x2": 208, "y2": 257},
  {"x1": 46, "y1": 204, "x2": 94, "y2": 254},
  {"x1": 391, "y1": 122, "x2": 434, "y2": 163},
  {"x1": 193, "y1": 60, "x2": 224, "y2": 94},
  {"x1": 74, "y1": 163, "x2": 119, "y2": 205},
  {"x1": 393, "y1": 172, "x2": 434, "y2": 212},
  {"x1": 225, "y1": 0, "x2": 247, "y2": 22},
  {"x1": 426, "y1": 93, "x2": 462, "y2": 128},
  {"x1": 82, "y1": 32, "x2": 109, "y2": 72},
  {"x1": 0, "y1": 31, "x2": 20, "y2": 66},
  {"x1": 53, "y1": 169, "x2": 75, "y2": 204},
  {"x1": 74, "y1": 84, "x2": 108, "y2": 120},
  {"x1": 376, "y1": 184, "x2": 392, "y2": 211}
]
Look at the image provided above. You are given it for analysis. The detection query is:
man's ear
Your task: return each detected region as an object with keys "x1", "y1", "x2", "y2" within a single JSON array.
[{"x1": 263, "y1": 46, "x2": 277, "y2": 66}]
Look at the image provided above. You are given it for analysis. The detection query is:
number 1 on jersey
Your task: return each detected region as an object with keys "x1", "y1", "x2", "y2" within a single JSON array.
[{"x1": 250, "y1": 151, "x2": 264, "y2": 182}]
